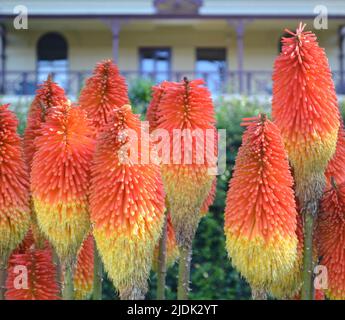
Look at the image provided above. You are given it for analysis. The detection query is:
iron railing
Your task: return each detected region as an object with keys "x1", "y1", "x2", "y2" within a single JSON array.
[{"x1": 0, "y1": 70, "x2": 344, "y2": 96}]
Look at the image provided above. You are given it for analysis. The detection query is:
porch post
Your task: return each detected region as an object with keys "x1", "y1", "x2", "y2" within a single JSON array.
[
  {"x1": 228, "y1": 19, "x2": 251, "y2": 94},
  {"x1": 110, "y1": 20, "x2": 121, "y2": 64},
  {"x1": 0, "y1": 24, "x2": 5, "y2": 94},
  {"x1": 236, "y1": 20, "x2": 245, "y2": 94},
  {"x1": 103, "y1": 19, "x2": 127, "y2": 64}
]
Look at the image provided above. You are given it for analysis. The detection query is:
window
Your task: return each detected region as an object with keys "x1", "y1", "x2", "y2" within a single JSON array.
[
  {"x1": 196, "y1": 48, "x2": 227, "y2": 94},
  {"x1": 139, "y1": 48, "x2": 171, "y2": 83},
  {"x1": 37, "y1": 32, "x2": 68, "y2": 90}
]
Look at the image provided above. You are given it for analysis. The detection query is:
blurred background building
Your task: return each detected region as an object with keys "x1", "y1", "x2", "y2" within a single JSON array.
[{"x1": 0, "y1": 0, "x2": 344, "y2": 98}]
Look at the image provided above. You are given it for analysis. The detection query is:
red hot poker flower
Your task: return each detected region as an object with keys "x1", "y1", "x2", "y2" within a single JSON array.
[
  {"x1": 225, "y1": 115, "x2": 298, "y2": 290},
  {"x1": 31, "y1": 104, "x2": 95, "y2": 261},
  {"x1": 79, "y1": 60, "x2": 129, "y2": 132},
  {"x1": 0, "y1": 104, "x2": 30, "y2": 260},
  {"x1": 272, "y1": 23, "x2": 340, "y2": 203},
  {"x1": 90, "y1": 105, "x2": 165, "y2": 299},
  {"x1": 156, "y1": 78, "x2": 217, "y2": 248}
]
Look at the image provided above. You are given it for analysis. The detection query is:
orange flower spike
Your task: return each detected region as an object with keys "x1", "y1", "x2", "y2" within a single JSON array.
[
  {"x1": 272, "y1": 23, "x2": 340, "y2": 201},
  {"x1": 90, "y1": 105, "x2": 165, "y2": 299},
  {"x1": 157, "y1": 78, "x2": 216, "y2": 248},
  {"x1": 0, "y1": 104, "x2": 30, "y2": 261},
  {"x1": 318, "y1": 181, "x2": 345, "y2": 299},
  {"x1": 325, "y1": 124, "x2": 345, "y2": 187},
  {"x1": 225, "y1": 115, "x2": 298, "y2": 290},
  {"x1": 24, "y1": 76, "x2": 67, "y2": 168},
  {"x1": 31, "y1": 104, "x2": 95, "y2": 261},
  {"x1": 152, "y1": 213, "x2": 179, "y2": 271},
  {"x1": 5, "y1": 246, "x2": 60, "y2": 300},
  {"x1": 74, "y1": 234, "x2": 94, "y2": 300},
  {"x1": 79, "y1": 59, "x2": 129, "y2": 132}
]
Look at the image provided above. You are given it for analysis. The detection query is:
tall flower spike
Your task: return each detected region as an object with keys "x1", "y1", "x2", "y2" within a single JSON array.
[
  {"x1": 24, "y1": 76, "x2": 67, "y2": 168},
  {"x1": 74, "y1": 234, "x2": 94, "y2": 300},
  {"x1": 0, "y1": 104, "x2": 30, "y2": 261},
  {"x1": 272, "y1": 23, "x2": 340, "y2": 299},
  {"x1": 325, "y1": 124, "x2": 345, "y2": 187},
  {"x1": 23, "y1": 77, "x2": 68, "y2": 248},
  {"x1": 79, "y1": 59, "x2": 129, "y2": 132},
  {"x1": 31, "y1": 104, "x2": 95, "y2": 261},
  {"x1": 156, "y1": 78, "x2": 216, "y2": 299},
  {"x1": 157, "y1": 78, "x2": 216, "y2": 247},
  {"x1": 152, "y1": 213, "x2": 179, "y2": 271},
  {"x1": 90, "y1": 105, "x2": 165, "y2": 299},
  {"x1": 5, "y1": 236, "x2": 60, "y2": 300},
  {"x1": 224, "y1": 115, "x2": 298, "y2": 291},
  {"x1": 318, "y1": 181, "x2": 345, "y2": 299},
  {"x1": 272, "y1": 23, "x2": 340, "y2": 203},
  {"x1": 148, "y1": 82, "x2": 217, "y2": 219}
]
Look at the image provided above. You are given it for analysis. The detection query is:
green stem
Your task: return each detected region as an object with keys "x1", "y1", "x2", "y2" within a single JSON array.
[
  {"x1": 120, "y1": 286, "x2": 145, "y2": 300},
  {"x1": 157, "y1": 213, "x2": 168, "y2": 300},
  {"x1": 92, "y1": 240, "x2": 103, "y2": 300},
  {"x1": 0, "y1": 259, "x2": 7, "y2": 300},
  {"x1": 53, "y1": 250, "x2": 62, "y2": 297},
  {"x1": 62, "y1": 261, "x2": 74, "y2": 300},
  {"x1": 251, "y1": 288, "x2": 267, "y2": 300},
  {"x1": 301, "y1": 211, "x2": 315, "y2": 300},
  {"x1": 177, "y1": 245, "x2": 192, "y2": 300}
]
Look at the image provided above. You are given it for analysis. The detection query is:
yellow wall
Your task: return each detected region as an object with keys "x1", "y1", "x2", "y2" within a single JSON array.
[{"x1": 4, "y1": 19, "x2": 343, "y2": 74}]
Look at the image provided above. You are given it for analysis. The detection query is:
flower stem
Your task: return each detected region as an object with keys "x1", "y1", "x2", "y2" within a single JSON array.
[
  {"x1": 301, "y1": 210, "x2": 315, "y2": 300},
  {"x1": 120, "y1": 286, "x2": 146, "y2": 300},
  {"x1": 251, "y1": 288, "x2": 267, "y2": 300},
  {"x1": 177, "y1": 245, "x2": 192, "y2": 300},
  {"x1": 62, "y1": 261, "x2": 74, "y2": 300},
  {"x1": 52, "y1": 249, "x2": 62, "y2": 296},
  {"x1": 157, "y1": 213, "x2": 168, "y2": 300},
  {"x1": 0, "y1": 259, "x2": 7, "y2": 300},
  {"x1": 92, "y1": 240, "x2": 103, "y2": 300}
]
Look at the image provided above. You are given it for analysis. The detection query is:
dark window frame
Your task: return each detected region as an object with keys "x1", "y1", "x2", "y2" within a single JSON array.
[
  {"x1": 195, "y1": 47, "x2": 227, "y2": 93},
  {"x1": 36, "y1": 32, "x2": 69, "y2": 90},
  {"x1": 139, "y1": 47, "x2": 172, "y2": 81}
]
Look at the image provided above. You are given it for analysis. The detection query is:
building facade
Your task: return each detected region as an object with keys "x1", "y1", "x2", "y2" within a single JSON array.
[{"x1": 0, "y1": 0, "x2": 344, "y2": 97}]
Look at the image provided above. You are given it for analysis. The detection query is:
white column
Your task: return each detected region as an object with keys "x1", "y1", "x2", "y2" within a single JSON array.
[
  {"x1": 103, "y1": 19, "x2": 127, "y2": 64},
  {"x1": 228, "y1": 19, "x2": 252, "y2": 94}
]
